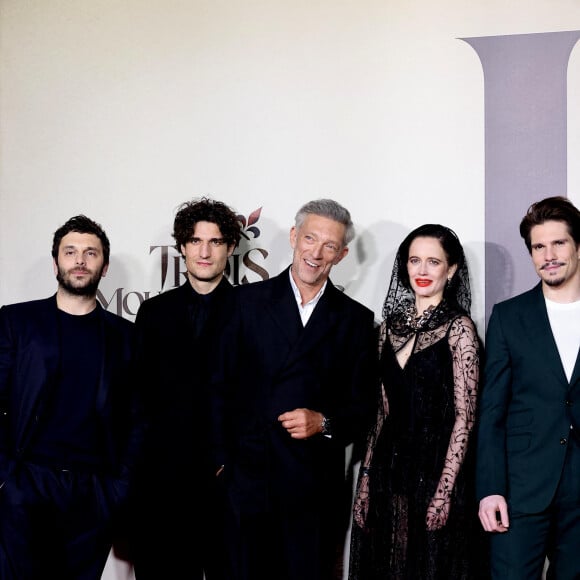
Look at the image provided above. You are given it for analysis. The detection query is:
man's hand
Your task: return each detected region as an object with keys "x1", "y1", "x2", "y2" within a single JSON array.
[
  {"x1": 278, "y1": 408, "x2": 324, "y2": 439},
  {"x1": 478, "y1": 494, "x2": 510, "y2": 532}
]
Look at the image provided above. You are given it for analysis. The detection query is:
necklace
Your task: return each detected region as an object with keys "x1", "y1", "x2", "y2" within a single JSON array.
[{"x1": 404, "y1": 303, "x2": 437, "y2": 330}]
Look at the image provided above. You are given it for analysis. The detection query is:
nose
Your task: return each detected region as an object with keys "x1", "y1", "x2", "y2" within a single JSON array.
[
  {"x1": 75, "y1": 254, "x2": 85, "y2": 265},
  {"x1": 311, "y1": 244, "x2": 324, "y2": 259},
  {"x1": 199, "y1": 241, "x2": 211, "y2": 257},
  {"x1": 542, "y1": 245, "x2": 557, "y2": 262}
]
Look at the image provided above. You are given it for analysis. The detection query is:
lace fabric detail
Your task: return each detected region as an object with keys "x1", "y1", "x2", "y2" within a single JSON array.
[
  {"x1": 350, "y1": 315, "x2": 487, "y2": 579},
  {"x1": 402, "y1": 303, "x2": 437, "y2": 331},
  {"x1": 388, "y1": 321, "x2": 450, "y2": 356},
  {"x1": 350, "y1": 226, "x2": 488, "y2": 579}
]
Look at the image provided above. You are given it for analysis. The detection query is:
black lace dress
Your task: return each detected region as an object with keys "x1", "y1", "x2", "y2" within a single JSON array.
[{"x1": 348, "y1": 308, "x2": 489, "y2": 579}]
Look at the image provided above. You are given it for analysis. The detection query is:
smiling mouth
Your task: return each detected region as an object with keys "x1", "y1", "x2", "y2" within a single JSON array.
[
  {"x1": 304, "y1": 259, "x2": 318, "y2": 268},
  {"x1": 541, "y1": 261, "x2": 564, "y2": 270},
  {"x1": 415, "y1": 279, "x2": 431, "y2": 287}
]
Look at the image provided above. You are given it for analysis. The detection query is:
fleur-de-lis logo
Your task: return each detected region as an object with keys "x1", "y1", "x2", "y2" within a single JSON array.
[{"x1": 237, "y1": 207, "x2": 262, "y2": 243}]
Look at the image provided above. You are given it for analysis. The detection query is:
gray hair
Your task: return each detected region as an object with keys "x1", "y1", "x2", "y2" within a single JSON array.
[{"x1": 294, "y1": 199, "x2": 355, "y2": 247}]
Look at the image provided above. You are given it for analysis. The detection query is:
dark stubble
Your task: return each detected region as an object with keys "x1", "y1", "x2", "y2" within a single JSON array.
[{"x1": 56, "y1": 263, "x2": 104, "y2": 297}]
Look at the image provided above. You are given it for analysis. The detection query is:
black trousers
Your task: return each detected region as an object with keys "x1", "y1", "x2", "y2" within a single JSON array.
[
  {"x1": 130, "y1": 477, "x2": 227, "y2": 580},
  {"x1": 222, "y1": 492, "x2": 344, "y2": 580},
  {"x1": 490, "y1": 435, "x2": 580, "y2": 580}
]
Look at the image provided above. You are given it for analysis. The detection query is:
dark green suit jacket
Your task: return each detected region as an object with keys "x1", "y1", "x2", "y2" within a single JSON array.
[{"x1": 476, "y1": 283, "x2": 580, "y2": 512}]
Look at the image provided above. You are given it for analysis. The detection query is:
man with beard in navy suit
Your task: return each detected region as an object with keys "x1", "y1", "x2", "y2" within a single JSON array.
[{"x1": 0, "y1": 215, "x2": 140, "y2": 579}]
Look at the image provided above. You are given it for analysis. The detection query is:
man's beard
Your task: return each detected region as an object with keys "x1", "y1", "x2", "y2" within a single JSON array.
[
  {"x1": 56, "y1": 265, "x2": 103, "y2": 297},
  {"x1": 541, "y1": 261, "x2": 567, "y2": 288}
]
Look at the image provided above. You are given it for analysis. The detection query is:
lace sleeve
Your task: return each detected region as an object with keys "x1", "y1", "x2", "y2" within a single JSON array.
[
  {"x1": 353, "y1": 321, "x2": 389, "y2": 529},
  {"x1": 425, "y1": 315, "x2": 480, "y2": 530},
  {"x1": 376, "y1": 320, "x2": 390, "y2": 418}
]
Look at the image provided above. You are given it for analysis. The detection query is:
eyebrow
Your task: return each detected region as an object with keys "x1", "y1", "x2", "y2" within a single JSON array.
[
  {"x1": 62, "y1": 245, "x2": 100, "y2": 252},
  {"x1": 532, "y1": 238, "x2": 568, "y2": 246}
]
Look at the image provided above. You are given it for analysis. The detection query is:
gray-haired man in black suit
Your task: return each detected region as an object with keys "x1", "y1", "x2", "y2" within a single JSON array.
[{"x1": 211, "y1": 199, "x2": 380, "y2": 580}]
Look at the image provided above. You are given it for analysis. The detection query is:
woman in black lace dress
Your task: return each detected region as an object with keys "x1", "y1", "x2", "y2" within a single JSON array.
[{"x1": 348, "y1": 224, "x2": 488, "y2": 579}]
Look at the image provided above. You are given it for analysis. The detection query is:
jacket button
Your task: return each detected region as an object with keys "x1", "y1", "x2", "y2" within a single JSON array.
[
  {"x1": 566, "y1": 400, "x2": 573, "y2": 406},
  {"x1": 560, "y1": 438, "x2": 568, "y2": 445}
]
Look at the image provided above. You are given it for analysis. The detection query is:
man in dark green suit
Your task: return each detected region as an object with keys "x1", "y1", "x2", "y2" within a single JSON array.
[{"x1": 477, "y1": 196, "x2": 580, "y2": 579}]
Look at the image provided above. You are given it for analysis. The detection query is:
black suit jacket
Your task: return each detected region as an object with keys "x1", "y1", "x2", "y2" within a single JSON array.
[
  {"x1": 476, "y1": 283, "x2": 580, "y2": 512},
  {"x1": 133, "y1": 277, "x2": 235, "y2": 483},
  {"x1": 0, "y1": 294, "x2": 140, "y2": 488},
  {"x1": 211, "y1": 267, "x2": 379, "y2": 512},
  {"x1": 126, "y1": 277, "x2": 236, "y2": 573}
]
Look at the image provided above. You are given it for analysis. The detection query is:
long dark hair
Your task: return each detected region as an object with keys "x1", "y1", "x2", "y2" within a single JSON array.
[{"x1": 382, "y1": 223, "x2": 472, "y2": 327}]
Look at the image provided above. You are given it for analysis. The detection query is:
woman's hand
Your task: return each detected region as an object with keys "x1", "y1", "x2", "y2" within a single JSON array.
[
  {"x1": 425, "y1": 492, "x2": 450, "y2": 530},
  {"x1": 353, "y1": 469, "x2": 370, "y2": 528}
]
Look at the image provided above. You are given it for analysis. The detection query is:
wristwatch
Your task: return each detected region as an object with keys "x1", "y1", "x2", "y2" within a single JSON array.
[{"x1": 321, "y1": 415, "x2": 332, "y2": 437}]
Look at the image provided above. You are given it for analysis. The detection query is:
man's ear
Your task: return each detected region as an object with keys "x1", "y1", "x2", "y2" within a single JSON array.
[
  {"x1": 289, "y1": 226, "x2": 297, "y2": 249},
  {"x1": 333, "y1": 246, "x2": 349, "y2": 265}
]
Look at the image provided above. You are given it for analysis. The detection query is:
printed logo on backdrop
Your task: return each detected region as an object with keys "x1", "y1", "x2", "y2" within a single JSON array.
[
  {"x1": 97, "y1": 207, "x2": 271, "y2": 318},
  {"x1": 462, "y1": 30, "x2": 580, "y2": 325},
  {"x1": 95, "y1": 30, "x2": 580, "y2": 322}
]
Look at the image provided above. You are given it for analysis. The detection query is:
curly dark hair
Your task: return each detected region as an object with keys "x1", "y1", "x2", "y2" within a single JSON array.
[
  {"x1": 519, "y1": 195, "x2": 580, "y2": 254},
  {"x1": 52, "y1": 215, "x2": 110, "y2": 265},
  {"x1": 172, "y1": 197, "x2": 242, "y2": 253}
]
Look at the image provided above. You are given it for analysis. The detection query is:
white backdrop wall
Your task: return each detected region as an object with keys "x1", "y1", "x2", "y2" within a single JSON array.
[{"x1": 2, "y1": 2, "x2": 580, "y2": 579}]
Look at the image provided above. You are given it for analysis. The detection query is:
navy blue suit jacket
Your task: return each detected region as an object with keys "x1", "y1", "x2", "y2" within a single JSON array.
[
  {"x1": 0, "y1": 295, "x2": 140, "y2": 488},
  {"x1": 476, "y1": 283, "x2": 580, "y2": 512}
]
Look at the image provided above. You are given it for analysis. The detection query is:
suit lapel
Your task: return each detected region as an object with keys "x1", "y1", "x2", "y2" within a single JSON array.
[
  {"x1": 521, "y1": 284, "x2": 569, "y2": 385},
  {"x1": 279, "y1": 277, "x2": 340, "y2": 369},
  {"x1": 299, "y1": 285, "x2": 339, "y2": 350},
  {"x1": 570, "y1": 350, "x2": 580, "y2": 387},
  {"x1": 18, "y1": 297, "x2": 61, "y2": 449},
  {"x1": 263, "y1": 270, "x2": 341, "y2": 367},
  {"x1": 263, "y1": 269, "x2": 305, "y2": 345}
]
